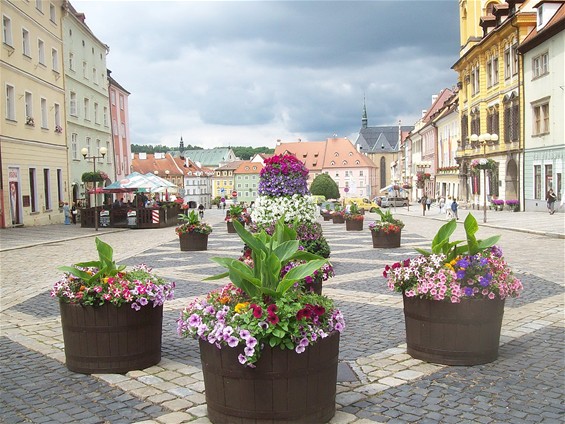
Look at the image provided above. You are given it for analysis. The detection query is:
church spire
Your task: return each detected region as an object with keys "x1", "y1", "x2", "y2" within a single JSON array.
[
  {"x1": 179, "y1": 136, "x2": 184, "y2": 151},
  {"x1": 362, "y1": 95, "x2": 368, "y2": 129}
]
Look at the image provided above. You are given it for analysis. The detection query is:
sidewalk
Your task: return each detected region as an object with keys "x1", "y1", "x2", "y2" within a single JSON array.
[{"x1": 390, "y1": 204, "x2": 565, "y2": 239}]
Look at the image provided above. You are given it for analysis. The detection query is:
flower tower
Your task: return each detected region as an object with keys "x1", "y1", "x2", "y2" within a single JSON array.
[{"x1": 251, "y1": 154, "x2": 331, "y2": 257}]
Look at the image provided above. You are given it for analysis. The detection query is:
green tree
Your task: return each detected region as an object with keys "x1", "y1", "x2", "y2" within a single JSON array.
[
  {"x1": 310, "y1": 173, "x2": 340, "y2": 200},
  {"x1": 232, "y1": 146, "x2": 275, "y2": 160}
]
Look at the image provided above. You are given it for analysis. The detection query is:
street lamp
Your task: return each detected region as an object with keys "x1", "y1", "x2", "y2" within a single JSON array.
[
  {"x1": 81, "y1": 146, "x2": 107, "y2": 231},
  {"x1": 470, "y1": 133, "x2": 498, "y2": 223}
]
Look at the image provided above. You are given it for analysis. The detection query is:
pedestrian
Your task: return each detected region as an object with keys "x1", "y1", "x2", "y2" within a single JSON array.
[
  {"x1": 71, "y1": 202, "x2": 77, "y2": 224},
  {"x1": 198, "y1": 203, "x2": 204, "y2": 219},
  {"x1": 439, "y1": 197, "x2": 445, "y2": 214},
  {"x1": 546, "y1": 188, "x2": 557, "y2": 214},
  {"x1": 426, "y1": 197, "x2": 432, "y2": 211},
  {"x1": 63, "y1": 202, "x2": 71, "y2": 225},
  {"x1": 451, "y1": 198, "x2": 459, "y2": 220},
  {"x1": 421, "y1": 195, "x2": 427, "y2": 216}
]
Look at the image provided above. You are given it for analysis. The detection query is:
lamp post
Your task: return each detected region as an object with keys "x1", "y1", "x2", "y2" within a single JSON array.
[
  {"x1": 81, "y1": 146, "x2": 107, "y2": 231},
  {"x1": 470, "y1": 133, "x2": 498, "y2": 223}
]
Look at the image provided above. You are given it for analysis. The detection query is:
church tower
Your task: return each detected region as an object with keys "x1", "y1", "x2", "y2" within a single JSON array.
[{"x1": 361, "y1": 96, "x2": 368, "y2": 129}]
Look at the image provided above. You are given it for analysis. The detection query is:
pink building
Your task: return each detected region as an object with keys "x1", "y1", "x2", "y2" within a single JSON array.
[{"x1": 108, "y1": 70, "x2": 131, "y2": 183}]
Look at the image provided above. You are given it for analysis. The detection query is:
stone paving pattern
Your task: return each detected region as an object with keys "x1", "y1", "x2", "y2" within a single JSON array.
[{"x1": 1, "y1": 207, "x2": 564, "y2": 423}]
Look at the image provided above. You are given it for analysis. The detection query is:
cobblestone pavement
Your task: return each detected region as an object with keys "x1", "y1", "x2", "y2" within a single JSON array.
[{"x1": 1, "y1": 208, "x2": 564, "y2": 423}]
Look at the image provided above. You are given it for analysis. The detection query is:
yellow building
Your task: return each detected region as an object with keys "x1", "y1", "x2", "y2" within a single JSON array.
[
  {"x1": 1, "y1": 0, "x2": 68, "y2": 227},
  {"x1": 212, "y1": 161, "x2": 242, "y2": 202},
  {"x1": 453, "y1": 0, "x2": 536, "y2": 209}
]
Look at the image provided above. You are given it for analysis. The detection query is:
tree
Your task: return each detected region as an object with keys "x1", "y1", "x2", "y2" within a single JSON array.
[
  {"x1": 232, "y1": 146, "x2": 275, "y2": 160},
  {"x1": 310, "y1": 173, "x2": 340, "y2": 200}
]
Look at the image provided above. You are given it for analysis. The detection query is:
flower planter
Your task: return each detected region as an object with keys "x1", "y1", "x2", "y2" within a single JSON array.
[
  {"x1": 402, "y1": 295, "x2": 505, "y2": 365},
  {"x1": 227, "y1": 221, "x2": 236, "y2": 233},
  {"x1": 321, "y1": 213, "x2": 332, "y2": 221},
  {"x1": 345, "y1": 219, "x2": 364, "y2": 231},
  {"x1": 332, "y1": 215, "x2": 345, "y2": 224},
  {"x1": 371, "y1": 230, "x2": 401, "y2": 248},
  {"x1": 199, "y1": 331, "x2": 340, "y2": 424},
  {"x1": 179, "y1": 232, "x2": 209, "y2": 251},
  {"x1": 59, "y1": 301, "x2": 163, "y2": 374}
]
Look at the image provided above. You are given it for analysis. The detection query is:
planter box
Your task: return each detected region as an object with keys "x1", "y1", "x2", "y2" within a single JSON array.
[
  {"x1": 179, "y1": 232, "x2": 209, "y2": 251},
  {"x1": 371, "y1": 230, "x2": 401, "y2": 248},
  {"x1": 345, "y1": 219, "x2": 364, "y2": 231},
  {"x1": 332, "y1": 215, "x2": 345, "y2": 224},
  {"x1": 403, "y1": 295, "x2": 505, "y2": 365},
  {"x1": 321, "y1": 212, "x2": 332, "y2": 221},
  {"x1": 199, "y1": 331, "x2": 340, "y2": 424},
  {"x1": 59, "y1": 301, "x2": 163, "y2": 374}
]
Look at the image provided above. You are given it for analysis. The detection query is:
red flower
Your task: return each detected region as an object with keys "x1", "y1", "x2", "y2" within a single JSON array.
[
  {"x1": 267, "y1": 313, "x2": 279, "y2": 325},
  {"x1": 267, "y1": 304, "x2": 278, "y2": 314},
  {"x1": 312, "y1": 305, "x2": 325, "y2": 316},
  {"x1": 250, "y1": 304, "x2": 263, "y2": 318}
]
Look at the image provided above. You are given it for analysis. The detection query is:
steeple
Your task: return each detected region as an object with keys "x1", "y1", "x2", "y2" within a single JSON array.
[
  {"x1": 362, "y1": 95, "x2": 368, "y2": 129},
  {"x1": 179, "y1": 136, "x2": 184, "y2": 151}
]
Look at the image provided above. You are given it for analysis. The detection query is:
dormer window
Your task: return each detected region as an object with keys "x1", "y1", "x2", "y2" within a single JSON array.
[
  {"x1": 330, "y1": 160, "x2": 335, "y2": 165},
  {"x1": 334, "y1": 152, "x2": 339, "y2": 157},
  {"x1": 349, "y1": 152, "x2": 353, "y2": 156}
]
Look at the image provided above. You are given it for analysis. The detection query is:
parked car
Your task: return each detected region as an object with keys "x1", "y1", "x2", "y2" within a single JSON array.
[
  {"x1": 379, "y1": 196, "x2": 409, "y2": 208},
  {"x1": 344, "y1": 197, "x2": 379, "y2": 212}
]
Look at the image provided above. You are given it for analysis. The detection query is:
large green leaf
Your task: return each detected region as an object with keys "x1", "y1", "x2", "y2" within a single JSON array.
[
  {"x1": 276, "y1": 260, "x2": 328, "y2": 294},
  {"x1": 431, "y1": 220, "x2": 457, "y2": 253},
  {"x1": 273, "y1": 240, "x2": 300, "y2": 263}
]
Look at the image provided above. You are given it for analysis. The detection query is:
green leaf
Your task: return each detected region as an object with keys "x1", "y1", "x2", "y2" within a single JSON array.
[
  {"x1": 477, "y1": 235, "x2": 501, "y2": 250},
  {"x1": 273, "y1": 240, "x2": 300, "y2": 263},
  {"x1": 431, "y1": 220, "x2": 457, "y2": 253},
  {"x1": 276, "y1": 260, "x2": 328, "y2": 294},
  {"x1": 272, "y1": 328, "x2": 286, "y2": 338},
  {"x1": 269, "y1": 337, "x2": 278, "y2": 347}
]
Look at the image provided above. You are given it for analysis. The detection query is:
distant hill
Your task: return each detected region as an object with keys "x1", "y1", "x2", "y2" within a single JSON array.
[{"x1": 131, "y1": 144, "x2": 274, "y2": 160}]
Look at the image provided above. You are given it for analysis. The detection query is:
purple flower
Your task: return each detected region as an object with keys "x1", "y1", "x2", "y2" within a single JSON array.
[
  {"x1": 246, "y1": 336, "x2": 257, "y2": 348},
  {"x1": 138, "y1": 297, "x2": 148, "y2": 306},
  {"x1": 227, "y1": 336, "x2": 239, "y2": 348},
  {"x1": 295, "y1": 345, "x2": 306, "y2": 354},
  {"x1": 464, "y1": 287, "x2": 474, "y2": 296},
  {"x1": 131, "y1": 303, "x2": 141, "y2": 311},
  {"x1": 239, "y1": 329, "x2": 251, "y2": 340},
  {"x1": 238, "y1": 354, "x2": 247, "y2": 364},
  {"x1": 456, "y1": 270, "x2": 466, "y2": 279},
  {"x1": 244, "y1": 346, "x2": 254, "y2": 357}
]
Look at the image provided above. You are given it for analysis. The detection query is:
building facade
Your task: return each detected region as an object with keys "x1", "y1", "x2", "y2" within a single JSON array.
[
  {"x1": 63, "y1": 4, "x2": 113, "y2": 206},
  {"x1": 1, "y1": 0, "x2": 68, "y2": 227},
  {"x1": 519, "y1": 1, "x2": 564, "y2": 211},
  {"x1": 453, "y1": 0, "x2": 536, "y2": 209},
  {"x1": 108, "y1": 71, "x2": 131, "y2": 188},
  {"x1": 233, "y1": 161, "x2": 263, "y2": 205}
]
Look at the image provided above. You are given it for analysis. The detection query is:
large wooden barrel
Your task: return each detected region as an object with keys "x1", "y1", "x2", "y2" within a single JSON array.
[
  {"x1": 60, "y1": 301, "x2": 163, "y2": 374},
  {"x1": 199, "y1": 331, "x2": 340, "y2": 423},
  {"x1": 403, "y1": 295, "x2": 505, "y2": 365},
  {"x1": 179, "y1": 232, "x2": 209, "y2": 251},
  {"x1": 371, "y1": 230, "x2": 401, "y2": 248},
  {"x1": 227, "y1": 221, "x2": 237, "y2": 233}
]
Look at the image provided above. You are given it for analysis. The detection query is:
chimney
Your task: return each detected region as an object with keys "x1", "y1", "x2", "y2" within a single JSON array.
[
  {"x1": 421, "y1": 110, "x2": 427, "y2": 118},
  {"x1": 276, "y1": 139, "x2": 281, "y2": 146},
  {"x1": 432, "y1": 95, "x2": 438, "y2": 104}
]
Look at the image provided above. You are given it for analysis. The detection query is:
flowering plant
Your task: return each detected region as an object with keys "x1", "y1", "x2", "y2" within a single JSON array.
[
  {"x1": 369, "y1": 208, "x2": 404, "y2": 234},
  {"x1": 345, "y1": 203, "x2": 364, "y2": 221},
  {"x1": 176, "y1": 210, "x2": 212, "y2": 235},
  {"x1": 383, "y1": 214, "x2": 523, "y2": 303},
  {"x1": 26, "y1": 116, "x2": 35, "y2": 126},
  {"x1": 470, "y1": 158, "x2": 497, "y2": 175},
  {"x1": 258, "y1": 154, "x2": 309, "y2": 196},
  {"x1": 225, "y1": 204, "x2": 249, "y2": 223},
  {"x1": 178, "y1": 219, "x2": 344, "y2": 366},
  {"x1": 330, "y1": 203, "x2": 345, "y2": 217},
  {"x1": 490, "y1": 199, "x2": 504, "y2": 206},
  {"x1": 505, "y1": 199, "x2": 519, "y2": 206},
  {"x1": 250, "y1": 194, "x2": 318, "y2": 225},
  {"x1": 52, "y1": 238, "x2": 175, "y2": 310},
  {"x1": 55, "y1": 125, "x2": 63, "y2": 133}
]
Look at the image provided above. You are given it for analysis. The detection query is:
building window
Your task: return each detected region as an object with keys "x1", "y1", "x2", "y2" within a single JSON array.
[
  {"x1": 534, "y1": 165, "x2": 541, "y2": 199},
  {"x1": 2, "y1": 15, "x2": 13, "y2": 46},
  {"x1": 533, "y1": 101, "x2": 550, "y2": 135},
  {"x1": 486, "y1": 107, "x2": 499, "y2": 138},
  {"x1": 110, "y1": 91, "x2": 116, "y2": 105},
  {"x1": 5, "y1": 84, "x2": 15, "y2": 120},
  {"x1": 84, "y1": 98, "x2": 90, "y2": 120},
  {"x1": 54, "y1": 103, "x2": 60, "y2": 127},
  {"x1": 40, "y1": 97, "x2": 47, "y2": 128},
  {"x1": 103, "y1": 106, "x2": 108, "y2": 126},
  {"x1": 43, "y1": 168, "x2": 51, "y2": 210},
  {"x1": 545, "y1": 164, "x2": 553, "y2": 193},
  {"x1": 112, "y1": 119, "x2": 118, "y2": 135},
  {"x1": 82, "y1": 61, "x2": 87, "y2": 79},
  {"x1": 92, "y1": 67, "x2": 97, "y2": 84},
  {"x1": 503, "y1": 99, "x2": 519, "y2": 143},
  {"x1": 70, "y1": 92, "x2": 77, "y2": 116},
  {"x1": 532, "y1": 52, "x2": 549, "y2": 78},
  {"x1": 29, "y1": 168, "x2": 37, "y2": 212},
  {"x1": 119, "y1": 94, "x2": 124, "y2": 110},
  {"x1": 359, "y1": 170, "x2": 364, "y2": 176},
  {"x1": 512, "y1": 44, "x2": 518, "y2": 76},
  {"x1": 38, "y1": 39, "x2": 45, "y2": 65},
  {"x1": 71, "y1": 133, "x2": 78, "y2": 160},
  {"x1": 470, "y1": 110, "x2": 480, "y2": 144},
  {"x1": 57, "y1": 169, "x2": 63, "y2": 205},
  {"x1": 50, "y1": 3, "x2": 56, "y2": 22},
  {"x1": 461, "y1": 114, "x2": 468, "y2": 148},
  {"x1": 106, "y1": 141, "x2": 111, "y2": 163},
  {"x1": 86, "y1": 137, "x2": 91, "y2": 155},
  {"x1": 94, "y1": 102, "x2": 99, "y2": 124},
  {"x1": 471, "y1": 64, "x2": 480, "y2": 96},
  {"x1": 22, "y1": 28, "x2": 31, "y2": 57},
  {"x1": 35, "y1": 0, "x2": 43, "y2": 12},
  {"x1": 51, "y1": 48, "x2": 58, "y2": 72},
  {"x1": 25, "y1": 91, "x2": 33, "y2": 120},
  {"x1": 68, "y1": 52, "x2": 74, "y2": 70}
]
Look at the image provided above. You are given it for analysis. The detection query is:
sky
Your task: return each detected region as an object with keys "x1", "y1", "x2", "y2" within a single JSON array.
[{"x1": 73, "y1": 0, "x2": 461, "y2": 149}]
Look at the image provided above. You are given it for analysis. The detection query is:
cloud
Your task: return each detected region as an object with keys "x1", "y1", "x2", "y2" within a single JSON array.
[{"x1": 74, "y1": 0, "x2": 460, "y2": 147}]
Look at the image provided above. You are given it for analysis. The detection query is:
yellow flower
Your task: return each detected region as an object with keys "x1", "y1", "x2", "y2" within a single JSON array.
[
  {"x1": 444, "y1": 263, "x2": 454, "y2": 271},
  {"x1": 234, "y1": 302, "x2": 249, "y2": 313},
  {"x1": 103, "y1": 277, "x2": 110, "y2": 284}
]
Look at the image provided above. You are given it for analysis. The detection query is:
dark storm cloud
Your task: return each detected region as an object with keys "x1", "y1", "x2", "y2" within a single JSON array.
[{"x1": 74, "y1": 0, "x2": 460, "y2": 147}]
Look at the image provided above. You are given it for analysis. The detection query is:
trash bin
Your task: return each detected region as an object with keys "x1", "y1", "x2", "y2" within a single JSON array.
[
  {"x1": 127, "y1": 210, "x2": 137, "y2": 228},
  {"x1": 99, "y1": 210, "x2": 110, "y2": 227}
]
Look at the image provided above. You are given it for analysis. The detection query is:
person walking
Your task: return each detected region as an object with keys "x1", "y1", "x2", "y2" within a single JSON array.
[
  {"x1": 63, "y1": 202, "x2": 71, "y2": 225},
  {"x1": 198, "y1": 203, "x2": 204, "y2": 219},
  {"x1": 426, "y1": 197, "x2": 432, "y2": 211},
  {"x1": 439, "y1": 196, "x2": 445, "y2": 214},
  {"x1": 71, "y1": 202, "x2": 77, "y2": 224},
  {"x1": 546, "y1": 188, "x2": 557, "y2": 215},
  {"x1": 451, "y1": 198, "x2": 459, "y2": 220}
]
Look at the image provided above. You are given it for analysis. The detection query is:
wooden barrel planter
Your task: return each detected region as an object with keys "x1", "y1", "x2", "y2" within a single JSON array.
[
  {"x1": 332, "y1": 215, "x2": 345, "y2": 224},
  {"x1": 179, "y1": 232, "x2": 209, "y2": 251},
  {"x1": 226, "y1": 221, "x2": 236, "y2": 233},
  {"x1": 371, "y1": 230, "x2": 401, "y2": 248},
  {"x1": 199, "y1": 331, "x2": 340, "y2": 424},
  {"x1": 403, "y1": 295, "x2": 505, "y2": 365},
  {"x1": 345, "y1": 219, "x2": 364, "y2": 231},
  {"x1": 59, "y1": 301, "x2": 163, "y2": 374},
  {"x1": 321, "y1": 213, "x2": 332, "y2": 221}
]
